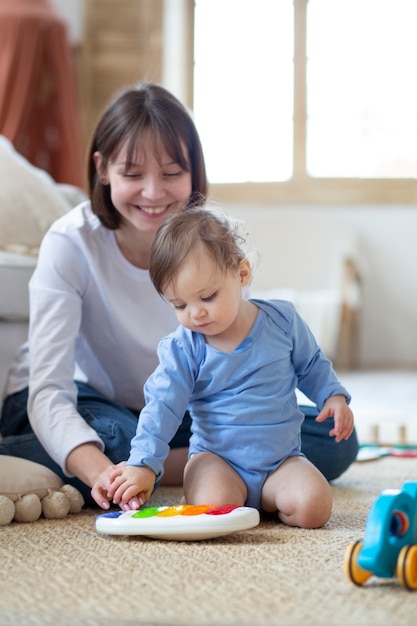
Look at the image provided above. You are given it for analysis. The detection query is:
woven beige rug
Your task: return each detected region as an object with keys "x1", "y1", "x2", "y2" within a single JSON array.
[{"x1": 1, "y1": 456, "x2": 416, "y2": 626}]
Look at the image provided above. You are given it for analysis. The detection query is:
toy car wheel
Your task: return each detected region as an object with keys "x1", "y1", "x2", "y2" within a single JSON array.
[
  {"x1": 396, "y1": 544, "x2": 417, "y2": 590},
  {"x1": 345, "y1": 540, "x2": 373, "y2": 586}
]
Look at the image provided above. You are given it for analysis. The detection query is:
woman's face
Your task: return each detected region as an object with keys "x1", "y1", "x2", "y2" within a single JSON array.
[{"x1": 95, "y1": 130, "x2": 192, "y2": 236}]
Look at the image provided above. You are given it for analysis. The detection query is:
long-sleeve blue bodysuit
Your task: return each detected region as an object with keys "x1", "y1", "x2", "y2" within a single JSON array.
[{"x1": 127, "y1": 299, "x2": 350, "y2": 508}]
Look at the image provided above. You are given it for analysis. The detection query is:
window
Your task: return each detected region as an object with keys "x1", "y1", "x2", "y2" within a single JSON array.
[
  {"x1": 194, "y1": 0, "x2": 293, "y2": 183},
  {"x1": 193, "y1": 0, "x2": 417, "y2": 204}
]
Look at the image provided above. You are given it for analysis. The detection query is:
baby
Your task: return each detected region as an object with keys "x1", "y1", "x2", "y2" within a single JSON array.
[{"x1": 92, "y1": 206, "x2": 354, "y2": 528}]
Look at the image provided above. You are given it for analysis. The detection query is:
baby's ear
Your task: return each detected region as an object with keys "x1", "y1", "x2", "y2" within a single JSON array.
[{"x1": 239, "y1": 259, "x2": 252, "y2": 287}]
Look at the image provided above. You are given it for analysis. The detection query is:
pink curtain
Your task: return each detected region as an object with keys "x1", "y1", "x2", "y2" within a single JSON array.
[{"x1": 0, "y1": 0, "x2": 84, "y2": 187}]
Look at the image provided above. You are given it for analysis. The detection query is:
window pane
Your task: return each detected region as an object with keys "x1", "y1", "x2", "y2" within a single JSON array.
[
  {"x1": 307, "y1": 0, "x2": 417, "y2": 178},
  {"x1": 194, "y1": 0, "x2": 293, "y2": 183}
]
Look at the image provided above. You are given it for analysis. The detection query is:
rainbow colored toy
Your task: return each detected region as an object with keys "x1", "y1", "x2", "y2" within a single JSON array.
[
  {"x1": 345, "y1": 481, "x2": 417, "y2": 589},
  {"x1": 96, "y1": 503, "x2": 260, "y2": 541}
]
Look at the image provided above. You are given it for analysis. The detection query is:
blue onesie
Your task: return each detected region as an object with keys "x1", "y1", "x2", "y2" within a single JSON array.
[{"x1": 127, "y1": 299, "x2": 350, "y2": 508}]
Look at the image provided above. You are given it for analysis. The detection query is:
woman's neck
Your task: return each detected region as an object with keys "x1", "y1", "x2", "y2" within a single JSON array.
[{"x1": 115, "y1": 228, "x2": 153, "y2": 269}]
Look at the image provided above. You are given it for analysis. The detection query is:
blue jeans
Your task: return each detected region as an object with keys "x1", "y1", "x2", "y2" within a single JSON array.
[{"x1": 0, "y1": 384, "x2": 358, "y2": 505}]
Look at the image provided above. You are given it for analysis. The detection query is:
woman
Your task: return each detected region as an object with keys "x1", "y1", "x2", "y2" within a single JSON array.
[{"x1": 0, "y1": 82, "x2": 358, "y2": 504}]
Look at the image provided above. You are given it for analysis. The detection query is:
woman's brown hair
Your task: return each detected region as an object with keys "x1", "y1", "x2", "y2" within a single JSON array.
[{"x1": 87, "y1": 82, "x2": 208, "y2": 229}]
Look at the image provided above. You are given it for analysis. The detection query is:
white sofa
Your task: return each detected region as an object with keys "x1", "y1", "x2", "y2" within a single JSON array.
[
  {"x1": 0, "y1": 251, "x2": 36, "y2": 400},
  {"x1": 0, "y1": 135, "x2": 87, "y2": 407}
]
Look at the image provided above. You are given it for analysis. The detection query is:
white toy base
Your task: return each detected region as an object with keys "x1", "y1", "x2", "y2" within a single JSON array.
[{"x1": 95, "y1": 503, "x2": 260, "y2": 541}]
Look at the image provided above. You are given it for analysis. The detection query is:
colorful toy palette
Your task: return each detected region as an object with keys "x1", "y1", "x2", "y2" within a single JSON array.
[{"x1": 95, "y1": 503, "x2": 260, "y2": 541}]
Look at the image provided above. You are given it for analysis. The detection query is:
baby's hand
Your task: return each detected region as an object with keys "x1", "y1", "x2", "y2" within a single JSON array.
[
  {"x1": 107, "y1": 465, "x2": 156, "y2": 510},
  {"x1": 315, "y1": 395, "x2": 354, "y2": 443},
  {"x1": 91, "y1": 461, "x2": 126, "y2": 509}
]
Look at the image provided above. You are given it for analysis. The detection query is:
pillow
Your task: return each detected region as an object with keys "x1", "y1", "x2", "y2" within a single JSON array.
[
  {"x1": 0, "y1": 455, "x2": 63, "y2": 502},
  {"x1": 0, "y1": 135, "x2": 87, "y2": 254}
]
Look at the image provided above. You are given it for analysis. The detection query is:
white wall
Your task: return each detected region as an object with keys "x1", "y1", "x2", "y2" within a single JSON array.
[{"x1": 225, "y1": 203, "x2": 417, "y2": 370}]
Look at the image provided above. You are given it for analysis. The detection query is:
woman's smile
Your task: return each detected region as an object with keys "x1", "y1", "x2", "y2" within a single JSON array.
[{"x1": 137, "y1": 205, "x2": 168, "y2": 216}]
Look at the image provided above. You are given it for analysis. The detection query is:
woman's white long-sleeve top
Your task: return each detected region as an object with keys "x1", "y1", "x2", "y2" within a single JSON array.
[{"x1": 5, "y1": 201, "x2": 177, "y2": 473}]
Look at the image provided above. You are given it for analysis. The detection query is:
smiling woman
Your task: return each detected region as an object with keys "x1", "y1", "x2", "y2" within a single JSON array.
[{"x1": 0, "y1": 82, "x2": 207, "y2": 504}]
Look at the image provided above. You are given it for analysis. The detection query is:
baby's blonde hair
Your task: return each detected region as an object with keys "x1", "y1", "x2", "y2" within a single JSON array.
[{"x1": 150, "y1": 205, "x2": 250, "y2": 295}]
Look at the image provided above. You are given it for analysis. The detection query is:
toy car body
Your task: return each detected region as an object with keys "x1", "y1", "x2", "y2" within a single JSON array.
[{"x1": 345, "y1": 481, "x2": 417, "y2": 589}]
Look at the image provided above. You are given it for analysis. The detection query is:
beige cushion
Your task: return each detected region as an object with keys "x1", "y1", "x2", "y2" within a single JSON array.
[
  {"x1": 0, "y1": 456, "x2": 63, "y2": 502},
  {"x1": 0, "y1": 135, "x2": 86, "y2": 254}
]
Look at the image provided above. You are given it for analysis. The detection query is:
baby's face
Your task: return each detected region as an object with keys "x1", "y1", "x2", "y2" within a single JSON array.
[{"x1": 163, "y1": 244, "x2": 250, "y2": 344}]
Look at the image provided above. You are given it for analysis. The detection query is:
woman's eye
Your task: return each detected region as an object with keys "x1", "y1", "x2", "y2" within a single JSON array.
[
  {"x1": 173, "y1": 304, "x2": 186, "y2": 310},
  {"x1": 164, "y1": 171, "x2": 182, "y2": 177}
]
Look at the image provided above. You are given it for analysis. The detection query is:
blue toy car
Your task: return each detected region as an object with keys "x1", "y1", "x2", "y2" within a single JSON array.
[{"x1": 345, "y1": 481, "x2": 417, "y2": 589}]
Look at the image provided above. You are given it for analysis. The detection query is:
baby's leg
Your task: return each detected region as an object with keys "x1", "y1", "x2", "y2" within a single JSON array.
[
  {"x1": 261, "y1": 456, "x2": 332, "y2": 528},
  {"x1": 183, "y1": 451, "x2": 247, "y2": 506}
]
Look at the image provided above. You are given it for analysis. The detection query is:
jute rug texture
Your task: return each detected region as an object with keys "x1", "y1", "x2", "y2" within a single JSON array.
[{"x1": 1, "y1": 457, "x2": 416, "y2": 626}]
